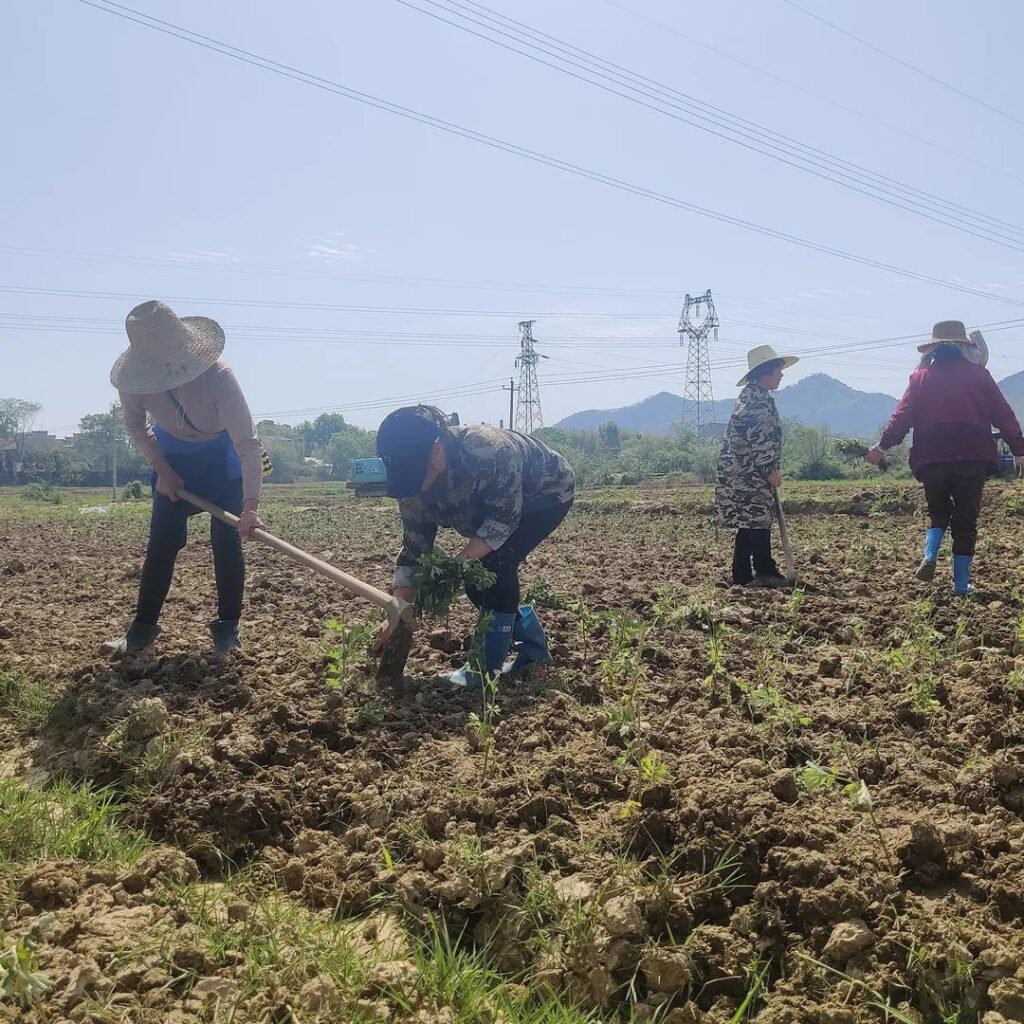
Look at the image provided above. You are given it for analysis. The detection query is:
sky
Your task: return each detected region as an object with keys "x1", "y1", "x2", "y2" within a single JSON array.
[{"x1": 5, "y1": 0, "x2": 1024, "y2": 436}]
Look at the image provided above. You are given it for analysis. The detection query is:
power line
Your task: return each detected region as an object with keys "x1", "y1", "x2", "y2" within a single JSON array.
[
  {"x1": 394, "y1": 0, "x2": 1024, "y2": 251},
  {"x1": 599, "y1": 0, "x2": 1024, "y2": 187},
  {"x1": 75, "y1": 1, "x2": 1024, "y2": 310},
  {"x1": 780, "y1": 0, "x2": 1024, "y2": 130}
]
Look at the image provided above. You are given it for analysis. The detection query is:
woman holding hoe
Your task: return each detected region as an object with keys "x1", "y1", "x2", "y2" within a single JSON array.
[
  {"x1": 715, "y1": 344, "x2": 798, "y2": 587},
  {"x1": 104, "y1": 300, "x2": 268, "y2": 656},
  {"x1": 373, "y1": 405, "x2": 575, "y2": 688},
  {"x1": 865, "y1": 321, "x2": 1024, "y2": 596}
]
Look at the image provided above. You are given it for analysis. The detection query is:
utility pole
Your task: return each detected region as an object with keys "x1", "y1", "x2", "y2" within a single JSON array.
[
  {"x1": 501, "y1": 377, "x2": 516, "y2": 429},
  {"x1": 514, "y1": 321, "x2": 547, "y2": 435},
  {"x1": 678, "y1": 290, "x2": 719, "y2": 436},
  {"x1": 111, "y1": 437, "x2": 118, "y2": 502}
]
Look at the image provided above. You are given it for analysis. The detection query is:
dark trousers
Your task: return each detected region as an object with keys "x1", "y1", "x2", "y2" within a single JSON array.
[
  {"x1": 732, "y1": 528, "x2": 778, "y2": 584},
  {"x1": 135, "y1": 477, "x2": 245, "y2": 625},
  {"x1": 919, "y1": 460, "x2": 987, "y2": 556},
  {"x1": 465, "y1": 499, "x2": 574, "y2": 614}
]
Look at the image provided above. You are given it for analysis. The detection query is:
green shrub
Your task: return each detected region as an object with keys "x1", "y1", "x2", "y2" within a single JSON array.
[{"x1": 19, "y1": 483, "x2": 63, "y2": 504}]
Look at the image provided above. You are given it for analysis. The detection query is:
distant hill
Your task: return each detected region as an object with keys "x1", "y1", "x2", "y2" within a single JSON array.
[
  {"x1": 555, "y1": 373, "x2": 899, "y2": 437},
  {"x1": 997, "y1": 368, "x2": 1024, "y2": 422}
]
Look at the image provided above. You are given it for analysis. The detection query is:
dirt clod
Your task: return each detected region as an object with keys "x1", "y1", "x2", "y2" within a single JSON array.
[{"x1": 824, "y1": 918, "x2": 877, "y2": 961}]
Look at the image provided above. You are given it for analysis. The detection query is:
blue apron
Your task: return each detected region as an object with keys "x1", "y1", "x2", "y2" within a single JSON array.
[{"x1": 152, "y1": 423, "x2": 242, "y2": 494}]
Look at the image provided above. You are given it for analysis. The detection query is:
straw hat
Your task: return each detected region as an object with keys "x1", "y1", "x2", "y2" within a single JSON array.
[
  {"x1": 916, "y1": 320, "x2": 978, "y2": 354},
  {"x1": 736, "y1": 344, "x2": 799, "y2": 387},
  {"x1": 109, "y1": 300, "x2": 225, "y2": 394}
]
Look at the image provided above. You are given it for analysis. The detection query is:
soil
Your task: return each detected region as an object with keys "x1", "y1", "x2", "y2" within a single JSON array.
[{"x1": 4, "y1": 483, "x2": 1024, "y2": 1022}]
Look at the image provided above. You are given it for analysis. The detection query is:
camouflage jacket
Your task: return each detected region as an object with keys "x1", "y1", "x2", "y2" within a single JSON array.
[
  {"x1": 394, "y1": 425, "x2": 574, "y2": 587},
  {"x1": 713, "y1": 383, "x2": 782, "y2": 530}
]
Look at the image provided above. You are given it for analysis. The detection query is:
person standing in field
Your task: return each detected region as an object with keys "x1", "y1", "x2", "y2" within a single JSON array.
[
  {"x1": 865, "y1": 320, "x2": 1024, "y2": 596},
  {"x1": 103, "y1": 300, "x2": 268, "y2": 655},
  {"x1": 715, "y1": 344, "x2": 799, "y2": 587},
  {"x1": 373, "y1": 405, "x2": 575, "y2": 688}
]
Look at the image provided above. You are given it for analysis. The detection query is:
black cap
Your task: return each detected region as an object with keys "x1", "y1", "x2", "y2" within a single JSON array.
[{"x1": 376, "y1": 406, "x2": 447, "y2": 498}]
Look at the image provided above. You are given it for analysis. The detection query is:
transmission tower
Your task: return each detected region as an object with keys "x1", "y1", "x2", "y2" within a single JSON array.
[
  {"x1": 514, "y1": 320, "x2": 546, "y2": 434},
  {"x1": 678, "y1": 289, "x2": 719, "y2": 436}
]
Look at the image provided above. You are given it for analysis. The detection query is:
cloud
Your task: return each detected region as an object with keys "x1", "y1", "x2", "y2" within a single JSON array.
[
  {"x1": 307, "y1": 232, "x2": 380, "y2": 265},
  {"x1": 164, "y1": 249, "x2": 239, "y2": 264}
]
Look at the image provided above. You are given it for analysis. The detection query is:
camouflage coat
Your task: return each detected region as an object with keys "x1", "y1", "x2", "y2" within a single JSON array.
[
  {"x1": 394, "y1": 426, "x2": 575, "y2": 587},
  {"x1": 714, "y1": 383, "x2": 781, "y2": 530}
]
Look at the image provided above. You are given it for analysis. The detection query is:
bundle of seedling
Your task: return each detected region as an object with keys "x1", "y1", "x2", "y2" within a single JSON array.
[
  {"x1": 412, "y1": 552, "x2": 497, "y2": 621},
  {"x1": 833, "y1": 437, "x2": 888, "y2": 472}
]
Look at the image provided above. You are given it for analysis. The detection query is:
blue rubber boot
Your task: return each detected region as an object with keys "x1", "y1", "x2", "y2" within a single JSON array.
[
  {"x1": 448, "y1": 611, "x2": 516, "y2": 689},
  {"x1": 916, "y1": 528, "x2": 945, "y2": 581},
  {"x1": 953, "y1": 554, "x2": 973, "y2": 597},
  {"x1": 504, "y1": 605, "x2": 554, "y2": 676}
]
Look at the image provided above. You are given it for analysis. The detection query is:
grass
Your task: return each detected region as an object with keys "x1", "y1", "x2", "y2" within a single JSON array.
[
  {"x1": 0, "y1": 777, "x2": 150, "y2": 870},
  {"x1": 0, "y1": 671, "x2": 58, "y2": 734}
]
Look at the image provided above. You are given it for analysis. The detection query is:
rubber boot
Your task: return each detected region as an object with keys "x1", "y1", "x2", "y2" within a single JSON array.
[
  {"x1": 504, "y1": 605, "x2": 554, "y2": 676},
  {"x1": 916, "y1": 527, "x2": 945, "y2": 581},
  {"x1": 209, "y1": 619, "x2": 241, "y2": 655},
  {"x1": 448, "y1": 611, "x2": 516, "y2": 690},
  {"x1": 101, "y1": 619, "x2": 160, "y2": 656},
  {"x1": 952, "y1": 555, "x2": 973, "y2": 597}
]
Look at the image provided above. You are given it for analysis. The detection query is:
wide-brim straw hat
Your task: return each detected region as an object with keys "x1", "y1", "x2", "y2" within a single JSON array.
[
  {"x1": 916, "y1": 319, "x2": 978, "y2": 354},
  {"x1": 109, "y1": 300, "x2": 225, "y2": 394},
  {"x1": 736, "y1": 344, "x2": 799, "y2": 387}
]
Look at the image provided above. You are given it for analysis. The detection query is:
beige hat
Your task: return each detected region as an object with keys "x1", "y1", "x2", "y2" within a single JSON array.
[
  {"x1": 109, "y1": 300, "x2": 225, "y2": 394},
  {"x1": 737, "y1": 344, "x2": 799, "y2": 387},
  {"x1": 916, "y1": 319, "x2": 978, "y2": 354}
]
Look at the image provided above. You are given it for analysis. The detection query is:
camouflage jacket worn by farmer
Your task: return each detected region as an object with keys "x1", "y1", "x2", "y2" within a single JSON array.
[
  {"x1": 714, "y1": 382, "x2": 782, "y2": 530},
  {"x1": 394, "y1": 425, "x2": 575, "y2": 588}
]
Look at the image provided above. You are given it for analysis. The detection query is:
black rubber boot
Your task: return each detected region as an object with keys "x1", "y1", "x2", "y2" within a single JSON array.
[
  {"x1": 209, "y1": 619, "x2": 241, "y2": 656},
  {"x1": 101, "y1": 619, "x2": 160, "y2": 656}
]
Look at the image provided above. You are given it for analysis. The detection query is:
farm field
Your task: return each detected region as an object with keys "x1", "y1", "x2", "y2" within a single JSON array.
[{"x1": 2, "y1": 481, "x2": 1024, "y2": 1023}]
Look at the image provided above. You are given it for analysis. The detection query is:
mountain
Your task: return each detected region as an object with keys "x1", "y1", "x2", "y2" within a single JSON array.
[
  {"x1": 555, "y1": 373, "x2": 898, "y2": 437},
  {"x1": 997, "y1": 369, "x2": 1024, "y2": 422}
]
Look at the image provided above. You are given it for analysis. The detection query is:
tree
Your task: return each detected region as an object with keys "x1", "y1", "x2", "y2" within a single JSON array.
[
  {"x1": 598, "y1": 420, "x2": 621, "y2": 451},
  {"x1": 76, "y1": 404, "x2": 126, "y2": 474},
  {"x1": 326, "y1": 424, "x2": 376, "y2": 480},
  {"x1": 73, "y1": 403, "x2": 147, "y2": 480},
  {"x1": 301, "y1": 413, "x2": 348, "y2": 453},
  {"x1": 0, "y1": 398, "x2": 43, "y2": 460}
]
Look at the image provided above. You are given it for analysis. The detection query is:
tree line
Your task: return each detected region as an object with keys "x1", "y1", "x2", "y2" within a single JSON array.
[{"x1": 1, "y1": 396, "x2": 898, "y2": 489}]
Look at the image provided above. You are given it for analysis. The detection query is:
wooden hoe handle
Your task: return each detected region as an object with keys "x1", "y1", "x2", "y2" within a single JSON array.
[{"x1": 176, "y1": 488, "x2": 411, "y2": 627}]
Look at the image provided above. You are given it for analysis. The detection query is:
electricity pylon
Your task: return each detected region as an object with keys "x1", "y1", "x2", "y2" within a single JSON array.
[
  {"x1": 678, "y1": 290, "x2": 719, "y2": 436},
  {"x1": 514, "y1": 320, "x2": 546, "y2": 434}
]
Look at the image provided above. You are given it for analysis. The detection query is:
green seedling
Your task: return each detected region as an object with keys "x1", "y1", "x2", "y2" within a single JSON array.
[
  {"x1": 323, "y1": 618, "x2": 374, "y2": 691},
  {"x1": 412, "y1": 552, "x2": 496, "y2": 621}
]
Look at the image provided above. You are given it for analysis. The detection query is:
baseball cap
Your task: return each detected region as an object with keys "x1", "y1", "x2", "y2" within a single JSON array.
[{"x1": 375, "y1": 406, "x2": 446, "y2": 498}]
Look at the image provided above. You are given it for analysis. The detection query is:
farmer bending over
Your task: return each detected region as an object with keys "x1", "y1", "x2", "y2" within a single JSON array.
[
  {"x1": 715, "y1": 345, "x2": 798, "y2": 587},
  {"x1": 865, "y1": 321, "x2": 1024, "y2": 596},
  {"x1": 374, "y1": 406, "x2": 575, "y2": 687},
  {"x1": 104, "y1": 301, "x2": 267, "y2": 655}
]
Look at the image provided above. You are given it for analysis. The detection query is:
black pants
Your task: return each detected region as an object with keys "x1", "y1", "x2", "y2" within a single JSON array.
[
  {"x1": 919, "y1": 460, "x2": 987, "y2": 556},
  {"x1": 732, "y1": 528, "x2": 778, "y2": 584},
  {"x1": 135, "y1": 477, "x2": 245, "y2": 626},
  {"x1": 464, "y1": 499, "x2": 574, "y2": 614}
]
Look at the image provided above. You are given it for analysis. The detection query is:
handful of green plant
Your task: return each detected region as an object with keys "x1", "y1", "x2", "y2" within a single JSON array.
[
  {"x1": 833, "y1": 437, "x2": 888, "y2": 472},
  {"x1": 412, "y1": 552, "x2": 497, "y2": 619}
]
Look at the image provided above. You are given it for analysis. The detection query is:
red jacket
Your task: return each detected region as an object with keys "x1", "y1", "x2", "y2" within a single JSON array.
[{"x1": 880, "y1": 360, "x2": 1024, "y2": 475}]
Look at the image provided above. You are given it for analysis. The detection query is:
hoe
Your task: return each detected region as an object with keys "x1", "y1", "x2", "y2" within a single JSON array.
[{"x1": 177, "y1": 488, "x2": 415, "y2": 689}]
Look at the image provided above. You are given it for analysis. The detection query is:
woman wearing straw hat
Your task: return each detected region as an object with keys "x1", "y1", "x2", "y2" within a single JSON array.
[
  {"x1": 715, "y1": 344, "x2": 799, "y2": 587},
  {"x1": 104, "y1": 300, "x2": 268, "y2": 655},
  {"x1": 865, "y1": 320, "x2": 1024, "y2": 596}
]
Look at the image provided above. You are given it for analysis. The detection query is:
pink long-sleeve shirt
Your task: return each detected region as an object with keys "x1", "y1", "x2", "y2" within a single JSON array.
[
  {"x1": 879, "y1": 360, "x2": 1024, "y2": 476},
  {"x1": 120, "y1": 360, "x2": 263, "y2": 511}
]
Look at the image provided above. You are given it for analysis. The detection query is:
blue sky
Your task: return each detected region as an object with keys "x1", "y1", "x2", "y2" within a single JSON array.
[{"x1": 5, "y1": 0, "x2": 1024, "y2": 435}]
